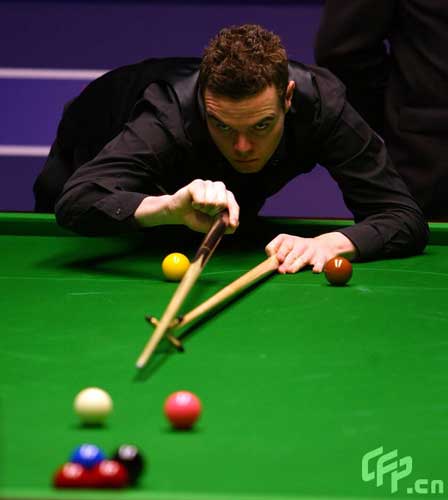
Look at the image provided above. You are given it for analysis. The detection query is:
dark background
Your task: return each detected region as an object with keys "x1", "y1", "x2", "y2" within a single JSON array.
[{"x1": 0, "y1": 0, "x2": 351, "y2": 217}]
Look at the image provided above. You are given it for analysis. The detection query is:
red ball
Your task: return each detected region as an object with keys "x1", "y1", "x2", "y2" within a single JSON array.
[
  {"x1": 324, "y1": 256, "x2": 353, "y2": 286},
  {"x1": 90, "y1": 460, "x2": 129, "y2": 488},
  {"x1": 164, "y1": 391, "x2": 202, "y2": 429},
  {"x1": 53, "y1": 462, "x2": 93, "y2": 488}
]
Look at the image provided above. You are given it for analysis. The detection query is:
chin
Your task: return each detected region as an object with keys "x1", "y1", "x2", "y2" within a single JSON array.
[{"x1": 231, "y1": 160, "x2": 265, "y2": 174}]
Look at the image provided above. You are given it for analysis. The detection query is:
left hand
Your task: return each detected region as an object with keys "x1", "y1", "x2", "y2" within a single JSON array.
[{"x1": 265, "y1": 232, "x2": 357, "y2": 274}]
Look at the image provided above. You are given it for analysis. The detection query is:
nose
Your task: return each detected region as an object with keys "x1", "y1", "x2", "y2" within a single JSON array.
[{"x1": 233, "y1": 133, "x2": 253, "y2": 155}]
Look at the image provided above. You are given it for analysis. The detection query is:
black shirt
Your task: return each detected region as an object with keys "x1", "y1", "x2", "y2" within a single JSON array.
[{"x1": 35, "y1": 58, "x2": 429, "y2": 260}]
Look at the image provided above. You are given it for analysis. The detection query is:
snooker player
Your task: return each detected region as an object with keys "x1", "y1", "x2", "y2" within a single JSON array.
[{"x1": 34, "y1": 24, "x2": 429, "y2": 274}]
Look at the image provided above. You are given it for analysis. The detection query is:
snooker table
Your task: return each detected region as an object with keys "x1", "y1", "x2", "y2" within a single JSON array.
[{"x1": 1, "y1": 212, "x2": 447, "y2": 500}]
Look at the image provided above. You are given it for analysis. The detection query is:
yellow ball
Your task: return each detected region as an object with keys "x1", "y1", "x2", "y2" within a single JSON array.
[
  {"x1": 74, "y1": 387, "x2": 113, "y2": 425},
  {"x1": 162, "y1": 252, "x2": 190, "y2": 281}
]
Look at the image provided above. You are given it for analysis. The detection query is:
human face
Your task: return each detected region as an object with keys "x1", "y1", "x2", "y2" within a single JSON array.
[{"x1": 204, "y1": 82, "x2": 294, "y2": 174}]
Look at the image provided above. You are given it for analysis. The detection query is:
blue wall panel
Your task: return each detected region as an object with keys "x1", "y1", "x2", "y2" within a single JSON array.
[
  {"x1": 0, "y1": 157, "x2": 43, "y2": 211},
  {"x1": 0, "y1": 2, "x2": 321, "y2": 68},
  {"x1": 2, "y1": 79, "x2": 88, "y2": 145}
]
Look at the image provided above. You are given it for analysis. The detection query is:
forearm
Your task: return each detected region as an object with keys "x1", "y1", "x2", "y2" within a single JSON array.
[
  {"x1": 56, "y1": 187, "x2": 149, "y2": 236},
  {"x1": 333, "y1": 162, "x2": 429, "y2": 261},
  {"x1": 338, "y1": 211, "x2": 429, "y2": 261},
  {"x1": 57, "y1": 193, "x2": 181, "y2": 236},
  {"x1": 317, "y1": 99, "x2": 429, "y2": 260}
]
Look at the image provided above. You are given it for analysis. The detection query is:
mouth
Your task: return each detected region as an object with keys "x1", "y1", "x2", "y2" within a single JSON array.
[
  {"x1": 232, "y1": 157, "x2": 263, "y2": 173},
  {"x1": 234, "y1": 158, "x2": 258, "y2": 163}
]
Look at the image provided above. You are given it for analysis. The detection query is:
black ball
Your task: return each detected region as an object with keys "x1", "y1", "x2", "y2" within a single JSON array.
[{"x1": 112, "y1": 444, "x2": 145, "y2": 484}]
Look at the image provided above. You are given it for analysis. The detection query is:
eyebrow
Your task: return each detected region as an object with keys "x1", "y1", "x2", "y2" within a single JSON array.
[{"x1": 206, "y1": 112, "x2": 276, "y2": 127}]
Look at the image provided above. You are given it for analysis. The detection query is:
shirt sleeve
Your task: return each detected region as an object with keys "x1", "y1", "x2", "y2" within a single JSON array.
[
  {"x1": 314, "y1": 86, "x2": 429, "y2": 260},
  {"x1": 55, "y1": 85, "x2": 185, "y2": 236},
  {"x1": 314, "y1": 0, "x2": 395, "y2": 136}
]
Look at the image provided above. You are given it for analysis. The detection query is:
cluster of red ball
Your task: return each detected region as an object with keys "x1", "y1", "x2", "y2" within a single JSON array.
[
  {"x1": 53, "y1": 444, "x2": 143, "y2": 489},
  {"x1": 54, "y1": 460, "x2": 128, "y2": 488}
]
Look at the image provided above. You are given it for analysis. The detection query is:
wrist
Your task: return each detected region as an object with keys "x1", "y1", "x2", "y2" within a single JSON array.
[
  {"x1": 317, "y1": 231, "x2": 358, "y2": 260},
  {"x1": 134, "y1": 195, "x2": 179, "y2": 228}
]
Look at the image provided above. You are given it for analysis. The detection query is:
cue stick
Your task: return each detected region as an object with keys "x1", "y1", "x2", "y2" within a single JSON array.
[
  {"x1": 148, "y1": 254, "x2": 279, "y2": 332},
  {"x1": 136, "y1": 211, "x2": 230, "y2": 368}
]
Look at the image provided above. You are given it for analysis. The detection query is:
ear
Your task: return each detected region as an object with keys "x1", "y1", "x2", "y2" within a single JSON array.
[{"x1": 284, "y1": 81, "x2": 295, "y2": 112}]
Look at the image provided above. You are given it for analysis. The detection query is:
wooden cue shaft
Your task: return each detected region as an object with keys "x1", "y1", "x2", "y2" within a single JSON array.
[
  {"x1": 151, "y1": 255, "x2": 279, "y2": 332},
  {"x1": 136, "y1": 211, "x2": 229, "y2": 368},
  {"x1": 136, "y1": 260, "x2": 203, "y2": 367},
  {"x1": 193, "y1": 212, "x2": 230, "y2": 266}
]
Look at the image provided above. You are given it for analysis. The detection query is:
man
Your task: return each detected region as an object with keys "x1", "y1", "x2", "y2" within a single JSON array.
[
  {"x1": 34, "y1": 24, "x2": 428, "y2": 274},
  {"x1": 315, "y1": 1, "x2": 448, "y2": 219}
]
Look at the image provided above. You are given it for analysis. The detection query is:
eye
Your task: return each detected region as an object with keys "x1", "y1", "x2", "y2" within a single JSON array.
[
  {"x1": 216, "y1": 122, "x2": 231, "y2": 132},
  {"x1": 253, "y1": 121, "x2": 271, "y2": 131}
]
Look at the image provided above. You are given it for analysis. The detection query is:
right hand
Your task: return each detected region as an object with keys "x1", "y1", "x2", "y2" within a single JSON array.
[{"x1": 170, "y1": 179, "x2": 240, "y2": 233}]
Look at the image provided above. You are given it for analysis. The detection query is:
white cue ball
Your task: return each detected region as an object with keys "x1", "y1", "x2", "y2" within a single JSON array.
[{"x1": 74, "y1": 387, "x2": 113, "y2": 425}]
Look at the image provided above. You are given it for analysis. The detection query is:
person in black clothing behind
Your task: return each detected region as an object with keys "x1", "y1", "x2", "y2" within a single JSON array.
[
  {"x1": 34, "y1": 24, "x2": 428, "y2": 275},
  {"x1": 315, "y1": 1, "x2": 448, "y2": 219}
]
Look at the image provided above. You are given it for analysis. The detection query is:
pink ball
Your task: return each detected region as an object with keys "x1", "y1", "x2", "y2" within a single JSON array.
[{"x1": 164, "y1": 391, "x2": 202, "y2": 429}]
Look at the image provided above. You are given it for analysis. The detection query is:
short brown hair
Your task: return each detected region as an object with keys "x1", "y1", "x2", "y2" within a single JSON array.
[{"x1": 199, "y1": 24, "x2": 289, "y2": 103}]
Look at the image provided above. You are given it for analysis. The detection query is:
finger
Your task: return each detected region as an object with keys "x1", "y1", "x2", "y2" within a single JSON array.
[
  {"x1": 312, "y1": 256, "x2": 327, "y2": 274},
  {"x1": 276, "y1": 238, "x2": 296, "y2": 263},
  {"x1": 200, "y1": 180, "x2": 218, "y2": 213},
  {"x1": 226, "y1": 191, "x2": 240, "y2": 232},
  {"x1": 265, "y1": 234, "x2": 287, "y2": 257},
  {"x1": 211, "y1": 182, "x2": 230, "y2": 213},
  {"x1": 279, "y1": 250, "x2": 306, "y2": 274},
  {"x1": 196, "y1": 181, "x2": 227, "y2": 216},
  {"x1": 280, "y1": 246, "x2": 315, "y2": 274},
  {"x1": 278, "y1": 251, "x2": 300, "y2": 274},
  {"x1": 190, "y1": 179, "x2": 206, "y2": 208}
]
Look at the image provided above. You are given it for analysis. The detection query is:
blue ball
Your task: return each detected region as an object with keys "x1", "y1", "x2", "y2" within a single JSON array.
[{"x1": 69, "y1": 443, "x2": 105, "y2": 469}]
